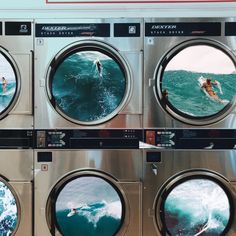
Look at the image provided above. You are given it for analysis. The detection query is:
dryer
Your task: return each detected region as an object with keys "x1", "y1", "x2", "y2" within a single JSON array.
[
  {"x1": 0, "y1": 20, "x2": 33, "y2": 129},
  {"x1": 143, "y1": 150, "x2": 236, "y2": 236},
  {"x1": 0, "y1": 130, "x2": 33, "y2": 236},
  {"x1": 144, "y1": 18, "x2": 236, "y2": 128},
  {"x1": 34, "y1": 129, "x2": 142, "y2": 236},
  {"x1": 34, "y1": 18, "x2": 143, "y2": 129}
]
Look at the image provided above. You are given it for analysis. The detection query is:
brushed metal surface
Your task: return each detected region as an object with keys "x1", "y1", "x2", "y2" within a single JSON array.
[
  {"x1": 143, "y1": 150, "x2": 236, "y2": 235},
  {"x1": 0, "y1": 19, "x2": 33, "y2": 129},
  {"x1": 34, "y1": 18, "x2": 143, "y2": 129},
  {"x1": 0, "y1": 150, "x2": 33, "y2": 236},
  {"x1": 0, "y1": 150, "x2": 33, "y2": 180},
  {"x1": 143, "y1": 17, "x2": 236, "y2": 129},
  {"x1": 34, "y1": 149, "x2": 142, "y2": 236},
  {"x1": 11, "y1": 182, "x2": 32, "y2": 236}
]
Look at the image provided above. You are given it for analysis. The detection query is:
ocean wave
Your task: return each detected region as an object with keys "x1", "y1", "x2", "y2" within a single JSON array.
[
  {"x1": 66, "y1": 200, "x2": 122, "y2": 227},
  {"x1": 52, "y1": 52, "x2": 125, "y2": 122},
  {"x1": 0, "y1": 182, "x2": 18, "y2": 235},
  {"x1": 162, "y1": 70, "x2": 236, "y2": 117},
  {"x1": 75, "y1": 51, "x2": 113, "y2": 61},
  {"x1": 164, "y1": 179, "x2": 230, "y2": 235}
]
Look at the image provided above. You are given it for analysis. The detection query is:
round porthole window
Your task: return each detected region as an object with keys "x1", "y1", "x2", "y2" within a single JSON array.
[
  {"x1": 155, "y1": 39, "x2": 236, "y2": 125},
  {"x1": 0, "y1": 48, "x2": 19, "y2": 120},
  {"x1": 47, "y1": 171, "x2": 126, "y2": 236},
  {"x1": 47, "y1": 41, "x2": 131, "y2": 125},
  {"x1": 155, "y1": 170, "x2": 234, "y2": 236}
]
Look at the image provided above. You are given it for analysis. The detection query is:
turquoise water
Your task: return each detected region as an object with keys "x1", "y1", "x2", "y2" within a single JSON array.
[
  {"x1": 55, "y1": 176, "x2": 123, "y2": 236},
  {"x1": 164, "y1": 179, "x2": 230, "y2": 236},
  {"x1": 0, "y1": 181, "x2": 18, "y2": 236},
  {"x1": 56, "y1": 202, "x2": 122, "y2": 236},
  {"x1": 51, "y1": 51, "x2": 126, "y2": 123},
  {"x1": 0, "y1": 82, "x2": 16, "y2": 113},
  {"x1": 162, "y1": 70, "x2": 236, "y2": 117}
]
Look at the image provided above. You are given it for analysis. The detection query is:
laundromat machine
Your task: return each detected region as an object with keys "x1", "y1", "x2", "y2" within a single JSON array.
[
  {"x1": 142, "y1": 129, "x2": 236, "y2": 236},
  {"x1": 0, "y1": 19, "x2": 34, "y2": 236},
  {"x1": 0, "y1": 19, "x2": 33, "y2": 129},
  {"x1": 34, "y1": 18, "x2": 143, "y2": 129},
  {"x1": 34, "y1": 129, "x2": 143, "y2": 236},
  {"x1": 143, "y1": 18, "x2": 236, "y2": 128},
  {"x1": 0, "y1": 130, "x2": 33, "y2": 235}
]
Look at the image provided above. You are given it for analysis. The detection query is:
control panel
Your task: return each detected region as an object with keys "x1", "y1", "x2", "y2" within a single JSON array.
[
  {"x1": 0, "y1": 130, "x2": 33, "y2": 148},
  {"x1": 35, "y1": 129, "x2": 142, "y2": 149},
  {"x1": 144, "y1": 129, "x2": 236, "y2": 149}
]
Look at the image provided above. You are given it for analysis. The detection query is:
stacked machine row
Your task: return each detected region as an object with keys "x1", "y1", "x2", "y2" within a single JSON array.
[{"x1": 0, "y1": 17, "x2": 236, "y2": 236}]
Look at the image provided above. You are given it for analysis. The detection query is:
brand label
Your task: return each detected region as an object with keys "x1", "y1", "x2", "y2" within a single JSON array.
[
  {"x1": 36, "y1": 23, "x2": 110, "y2": 37},
  {"x1": 145, "y1": 22, "x2": 221, "y2": 37}
]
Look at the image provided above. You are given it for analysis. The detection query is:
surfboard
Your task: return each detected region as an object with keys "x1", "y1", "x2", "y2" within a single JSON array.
[
  {"x1": 198, "y1": 77, "x2": 229, "y2": 104},
  {"x1": 67, "y1": 210, "x2": 76, "y2": 217}
]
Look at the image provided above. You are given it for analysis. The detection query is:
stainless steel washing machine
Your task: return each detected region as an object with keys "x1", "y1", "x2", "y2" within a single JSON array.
[
  {"x1": 143, "y1": 148, "x2": 236, "y2": 235},
  {"x1": 34, "y1": 129, "x2": 142, "y2": 236},
  {"x1": 0, "y1": 20, "x2": 33, "y2": 129},
  {"x1": 34, "y1": 18, "x2": 143, "y2": 129},
  {"x1": 0, "y1": 130, "x2": 33, "y2": 236},
  {"x1": 144, "y1": 18, "x2": 236, "y2": 128}
]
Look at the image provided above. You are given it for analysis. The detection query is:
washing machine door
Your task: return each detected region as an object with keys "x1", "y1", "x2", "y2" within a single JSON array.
[
  {"x1": 47, "y1": 40, "x2": 131, "y2": 125},
  {"x1": 0, "y1": 177, "x2": 20, "y2": 235},
  {"x1": 155, "y1": 170, "x2": 235, "y2": 236},
  {"x1": 46, "y1": 171, "x2": 128, "y2": 236},
  {"x1": 155, "y1": 39, "x2": 236, "y2": 126},
  {"x1": 0, "y1": 48, "x2": 19, "y2": 119}
]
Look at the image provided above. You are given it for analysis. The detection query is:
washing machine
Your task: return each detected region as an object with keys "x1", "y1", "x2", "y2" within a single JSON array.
[
  {"x1": 143, "y1": 149, "x2": 236, "y2": 236},
  {"x1": 34, "y1": 129, "x2": 142, "y2": 236},
  {"x1": 0, "y1": 20, "x2": 33, "y2": 129},
  {"x1": 34, "y1": 18, "x2": 143, "y2": 129},
  {"x1": 144, "y1": 18, "x2": 236, "y2": 128},
  {"x1": 0, "y1": 130, "x2": 33, "y2": 235}
]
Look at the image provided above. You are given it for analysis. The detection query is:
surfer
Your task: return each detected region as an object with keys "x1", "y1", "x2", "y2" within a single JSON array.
[
  {"x1": 1, "y1": 77, "x2": 7, "y2": 93},
  {"x1": 201, "y1": 78, "x2": 221, "y2": 102},
  {"x1": 67, "y1": 208, "x2": 78, "y2": 217},
  {"x1": 94, "y1": 58, "x2": 102, "y2": 77}
]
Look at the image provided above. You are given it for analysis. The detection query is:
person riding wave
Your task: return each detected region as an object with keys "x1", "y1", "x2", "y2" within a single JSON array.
[
  {"x1": 201, "y1": 78, "x2": 224, "y2": 103},
  {"x1": 94, "y1": 58, "x2": 102, "y2": 77}
]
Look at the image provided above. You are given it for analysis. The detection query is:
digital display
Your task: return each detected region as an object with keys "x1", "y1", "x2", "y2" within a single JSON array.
[
  {"x1": 0, "y1": 53, "x2": 16, "y2": 113},
  {"x1": 0, "y1": 181, "x2": 18, "y2": 235},
  {"x1": 163, "y1": 178, "x2": 230, "y2": 235},
  {"x1": 55, "y1": 176, "x2": 123, "y2": 236},
  {"x1": 51, "y1": 50, "x2": 126, "y2": 124},
  {"x1": 160, "y1": 45, "x2": 236, "y2": 118}
]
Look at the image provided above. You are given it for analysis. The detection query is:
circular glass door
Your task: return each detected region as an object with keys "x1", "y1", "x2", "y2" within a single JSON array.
[
  {"x1": 47, "y1": 41, "x2": 131, "y2": 125},
  {"x1": 156, "y1": 39, "x2": 236, "y2": 125},
  {"x1": 47, "y1": 172, "x2": 126, "y2": 236},
  {"x1": 155, "y1": 171, "x2": 234, "y2": 236},
  {"x1": 0, "y1": 48, "x2": 19, "y2": 119},
  {"x1": 0, "y1": 178, "x2": 19, "y2": 235}
]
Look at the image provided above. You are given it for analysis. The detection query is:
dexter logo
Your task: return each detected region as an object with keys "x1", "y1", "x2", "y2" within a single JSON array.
[{"x1": 151, "y1": 25, "x2": 177, "y2": 30}]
